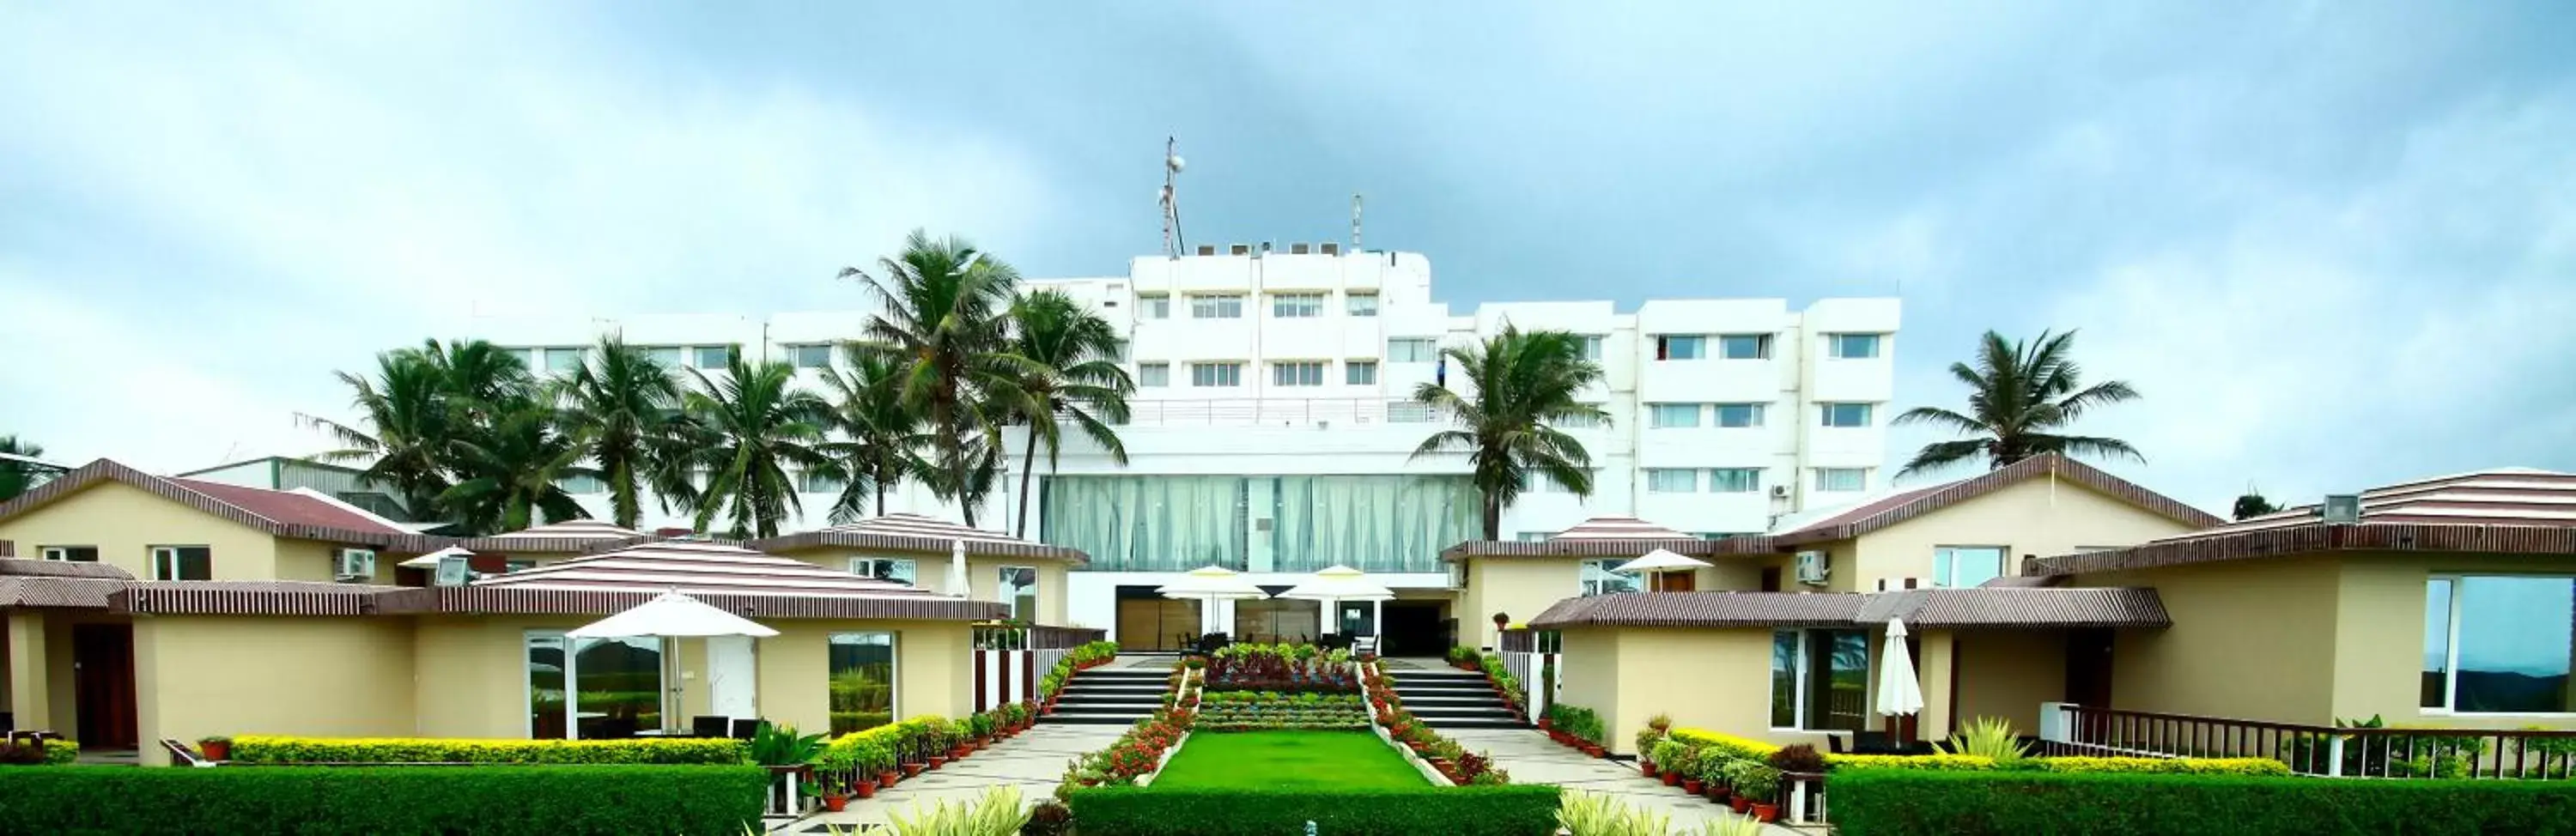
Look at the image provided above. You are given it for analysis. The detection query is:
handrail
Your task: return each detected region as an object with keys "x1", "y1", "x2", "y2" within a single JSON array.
[{"x1": 2044, "y1": 703, "x2": 2576, "y2": 779}]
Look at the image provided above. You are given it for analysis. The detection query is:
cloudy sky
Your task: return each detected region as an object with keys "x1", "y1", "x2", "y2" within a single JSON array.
[{"x1": 3, "y1": 2, "x2": 2571, "y2": 513}]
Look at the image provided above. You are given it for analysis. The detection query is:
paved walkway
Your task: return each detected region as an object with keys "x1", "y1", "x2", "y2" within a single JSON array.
[
  {"x1": 778, "y1": 724, "x2": 1124, "y2": 833},
  {"x1": 1449, "y1": 729, "x2": 1809, "y2": 834}
]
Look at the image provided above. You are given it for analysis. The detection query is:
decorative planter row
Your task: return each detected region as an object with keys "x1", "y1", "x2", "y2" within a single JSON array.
[
  {"x1": 1543, "y1": 728, "x2": 1608, "y2": 759},
  {"x1": 815, "y1": 722, "x2": 1038, "y2": 814}
]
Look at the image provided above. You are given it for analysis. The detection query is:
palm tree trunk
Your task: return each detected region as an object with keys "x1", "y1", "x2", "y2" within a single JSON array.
[
  {"x1": 1483, "y1": 489, "x2": 1503, "y2": 541},
  {"x1": 1015, "y1": 422, "x2": 1040, "y2": 538},
  {"x1": 873, "y1": 459, "x2": 887, "y2": 518}
]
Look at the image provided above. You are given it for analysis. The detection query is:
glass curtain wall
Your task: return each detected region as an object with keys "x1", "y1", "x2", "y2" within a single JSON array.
[
  {"x1": 1043, "y1": 474, "x2": 1474, "y2": 573},
  {"x1": 1042, "y1": 476, "x2": 1249, "y2": 571},
  {"x1": 1269, "y1": 476, "x2": 1477, "y2": 572},
  {"x1": 829, "y1": 632, "x2": 896, "y2": 736}
]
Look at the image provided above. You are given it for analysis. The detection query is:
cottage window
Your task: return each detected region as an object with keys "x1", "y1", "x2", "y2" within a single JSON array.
[
  {"x1": 828, "y1": 631, "x2": 897, "y2": 735},
  {"x1": 2423, "y1": 575, "x2": 2574, "y2": 714},
  {"x1": 1771, "y1": 628, "x2": 1869, "y2": 731}
]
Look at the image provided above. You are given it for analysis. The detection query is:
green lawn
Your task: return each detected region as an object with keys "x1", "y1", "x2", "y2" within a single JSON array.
[{"x1": 1150, "y1": 730, "x2": 1429, "y2": 790}]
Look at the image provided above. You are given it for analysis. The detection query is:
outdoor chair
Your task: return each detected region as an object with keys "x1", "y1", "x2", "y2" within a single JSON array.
[
  {"x1": 730, "y1": 718, "x2": 761, "y2": 740},
  {"x1": 691, "y1": 716, "x2": 730, "y2": 738},
  {"x1": 158, "y1": 738, "x2": 216, "y2": 768}
]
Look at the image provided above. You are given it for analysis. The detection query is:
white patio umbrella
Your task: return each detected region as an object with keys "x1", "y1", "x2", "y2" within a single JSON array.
[
  {"x1": 398, "y1": 546, "x2": 475, "y2": 569},
  {"x1": 569, "y1": 591, "x2": 781, "y2": 734},
  {"x1": 1874, "y1": 617, "x2": 1926, "y2": 719},
  {"x1": 1156, "y1": 566, "x2": 1269, "y2": 638},
  {"x1": 1279, "y1": 565, "x2": 1395, "y2": 639},
  {"x1": 947, "y1": 538, "x2": 968, "y2": 597},
  {"x1": 1613, "y1": 548, "x2": 1712, "y2": 591}
]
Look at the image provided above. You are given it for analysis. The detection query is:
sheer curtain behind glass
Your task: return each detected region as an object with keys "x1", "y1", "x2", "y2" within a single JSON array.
[
  {"x1": 1043, "y1": 476, "x2": 1248, "y2": 571},
  {"x1": 1269, "y1": 476, "x2": 1476, "y2": 572}
]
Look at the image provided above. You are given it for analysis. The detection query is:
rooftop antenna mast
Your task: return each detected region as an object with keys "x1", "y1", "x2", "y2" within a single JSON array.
[
  {"x1": 1159, "y1": 137, "x2": 1188, "y2": 258},
  {"x1": 1350, "y1": 193, "x2": 1363, "y2": 250}
]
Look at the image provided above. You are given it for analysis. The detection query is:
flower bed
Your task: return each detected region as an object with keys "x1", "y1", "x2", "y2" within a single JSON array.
[
  {"x1": 1066, "y1": 785, "x2": 1562, "y2": 836},
  {"x1": 814, "y1": 705, "x2": 1036, "y2": 803},
  {"x1": 1062, "y1": 661, "x2": 1202, "y2": 789},
  {"x1": 226, "y1": 736, "x2": 749, "y2": 766},
  {"x1": 1039, "y1": 640, "x2": 1123, "y2": 709},
  {"x1": 1196, "y1": 691, "x2": 1368, "y2": 730},
  {"x1": 1363, "y1": 660, "x2": 1510, "y2": 785},
  {"x1": 1205, "y1": 643, "x2": 1358, "y2": 693}
]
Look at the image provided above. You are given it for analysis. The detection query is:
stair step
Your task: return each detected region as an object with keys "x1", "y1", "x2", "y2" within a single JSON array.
[
  {"x1": 1071, "y1": 671, "x2": 1174, "y2": 680},
  {"x1": 1396, "y1": 696, "x2": 1509, "y2": 707},
  {"x1": 1406, "y1": 706, "x2": 1522, "y2": 718},
  {"x1": 1393, "y1": 669, "x2": 1489, "y2": 678},
  {"x1": 1061, "y1": 684, "x2": 1170, "y2": 694},
  {"x1": 1419, "y1": 718, "x2": 1533, "y2": 730}
]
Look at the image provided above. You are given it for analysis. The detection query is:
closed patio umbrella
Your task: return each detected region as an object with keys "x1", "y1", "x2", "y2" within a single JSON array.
[
  {"x1": 1279, "y1": 565, "x2": 1395, "y2": 639},
  {"x1": 1874, "y1": 617, "x2": 1926, "y2": 720},
  {"x1": 1156, "y1": 566, "x2": 1269, "y2": 638}
]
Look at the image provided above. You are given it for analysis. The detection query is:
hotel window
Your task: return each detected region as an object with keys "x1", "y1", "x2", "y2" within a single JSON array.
[
  {"x1": 1656, "y1": 336, "x2": 1705, "y2": 360},
  {"x1": 503, "y1": 347, "x2": 537, "y2": 370},
  {"x1": 1820, "y1": 403, "x2": 1875, "y2": 427},
  {"x1": 1710, "y1": 469, "x2": 1763, "y2": 494},
  {"x1": 1719, "y1": 334, "x2": 1772, "y2": 360},
  {"x1": 1190, "y1": 362, "x2": 1243, "y2": 387},
  {"x1": 1771, "y1": 628, "x2": 1869, "y2": 730},
  {"x1": 544, "y1": 347, "x2": 586, "y2": 373},
  {"x1": 1190, "y1": 294, "x2": 1243, "y2": 318},
  {"x1": 1140, "y1": 294, "x2": 1170, "y2": 319},
  {"x1": 790, "y1": 343, "x2": 834, "y2": 369},
  {"x1": 1580, "y1": 559, "x2": 1643, "y2": 597},
  {"x1": 1828, "y1": 333, "x2": 1883, "y2": 359},
  {"x1": 798, "y1": 469, "x2": 845, "y2": 495},
  {"x1": 1138, "y1": 362, "x2": 1170, "y2": 387},
  {"x1": 149, "y1": 546, "x2": 211, "y2": 581},
  {"x1": 1816, "y1": 468, "x2": 1868, "y2": 492},
  {"x1": 1346, "y1": 360, "x2": 1378, "y2": 385},
  {"x1": 999, "y1": 566, "x2": 1039, "y2": 621},
  {"x1": 1387, "y1": 338, "x2": 1440, "y2": 362},
  {"x1": 1645, "y1": 469, "x2": 1698, "y2": 493},
  {"x1": 1346, "y1": 292, "x2": 1379, "y2": 317},
  {"x1": 644, "y1": 346, "x2": 684, "y2": 368},
  {"x1": 1553, "y1": 403, "x2": 1606, "y2": 429},
  {"x1": 1272, "y1": 293, "x2": 1324, "y2": 318},
  {"x1": 39, "y1": 546, "x2": 99, "y2": 562},
  {"x1": 1272, "y1": 361, "x2": 1325, "y2": 386},
  {"x1": 1581, "y1": 335, "x2": 1606, "y2": 360},
  {"x1": 556, "y1": 474, "x2": 607, "y2": 494},
  {"x1": 1715, "y1": 403, "x2": 1766, "y2": 428},
  {"x1": 1649, "y1": 403, "x2": 1703, "y2": 428},
  {"x1": 2422, "y1": 575, "x2": 2575, "y2": 714},
  {"x1": 848, "y1": 557, "x2": 918, "y2": 585},
  {"x1": 526, "y1": 630, "x2": 666, "y2": 740},
  {"x1": 828, "y1": 632, "x2": 897, "y2": 736},
  {"x1": 692, "y1": 345, "x2": 733, "y2": 369},
  {"x1": 1515, "y1": 532, "x2": 1550, "y2": 542},
  {"x1": 1932, "y1": 546, "x2": 2007, "y2": 588}
]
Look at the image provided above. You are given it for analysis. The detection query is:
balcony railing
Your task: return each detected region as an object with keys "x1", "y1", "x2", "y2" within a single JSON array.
[
  {"x1": 2040, "y1": 703, "x2": 2576, "y2": 779},
  {"x1": 1117, "y1": 398, "x2": 1442, "y2": 427}
]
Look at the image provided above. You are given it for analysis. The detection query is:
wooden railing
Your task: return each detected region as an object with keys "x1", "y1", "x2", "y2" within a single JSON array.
[
  {"x1": 972, "y1": 625, "x2": 1107, "y2": 712},
  {"x1": 2041, "y1": 703, "x2": 2576, "y2": 779}
]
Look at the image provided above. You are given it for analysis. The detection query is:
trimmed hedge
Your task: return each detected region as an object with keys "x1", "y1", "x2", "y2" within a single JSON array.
[
  {"x1": 1066, "y1": 785, "x2": 1562, "y2": 836},
  {"x1": 1832, "y1": 769, "x2": 2576, "y2": 836},
  {"x1": 228, "y1": 735, "x2": 748, "y2": 765},
  {"x1": 1667, "y1": 727, "x2": 2287, "y2": 775},
  {"x1": 0, "y1": 765, "x2": 768, "y2": 836}
]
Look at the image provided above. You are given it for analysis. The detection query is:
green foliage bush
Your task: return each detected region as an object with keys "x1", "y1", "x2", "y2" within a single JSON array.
[
  {"x1": 1831, "y1": 769, "x2": 2576, "y2": 836},
  {"x1": 1066, "y1": 785, "x2": 1562, "y2": 836},
  {"x1": 0, "y1": 765, "x2": 767, "y2": 836},
  {"x1": 228, "y1": 735, "x2": 747, "y2": 765}
]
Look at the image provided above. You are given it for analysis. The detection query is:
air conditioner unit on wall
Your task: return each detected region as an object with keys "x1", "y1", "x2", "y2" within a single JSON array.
[
  {"x1": 335, "y1": 548, "x2": 377, "y2": 583},
  {"x1": 1795, "y1": 550, "x2": 1831, "y2": 586},
  {"x1": 1770, "y1": 485, "x2": 1791, "y2": 500}
]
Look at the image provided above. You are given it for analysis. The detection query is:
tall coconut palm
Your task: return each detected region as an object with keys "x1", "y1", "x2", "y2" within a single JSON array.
[
  {"x1": 553, "y1": 336, "x2": 689, "y2": 529},
  {"x1": 1894, "y1": 330, "x2": 2142, "y2": 476},
  {"x1": 439, "y1": 408, "x2": 594, "y2": 534},
  {"x1": 416, "y1": 338, "x2": 538, "y2": 420},
  {"x1": 677, "y1": 355, "x2": 835, "y2": 539},
  {"x1": 818, "y1": 347, "x2": 930, "y2": 523},
  {"x1": 307, "y1": 348, "x2": 459, "y2": 515},
  {"x1": 1005, "y1": 289, "x2": 1133, "y2": 537},
  {"x1": 1407, "y1": 325, "x2": 1611, "y2": 539},
  {"x1": 0, "y1": 435, "x2": 48, "y2": 503},
  {"x1": 844, "y1": 230, "x2": 1040, "y2": 528}
]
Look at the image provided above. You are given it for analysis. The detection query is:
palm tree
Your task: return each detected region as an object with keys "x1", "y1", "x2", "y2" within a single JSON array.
[
  {"x1": 817, "y1": 348, "x2": 930, "y2": 523},
  {"x1": 677, "y1": 355, "x2": 835, "y2": 538},
  {"x1": 2233, "y1": 490, "x2": 2281, "y2": 521},
  {"x1": 845, "y1": 230, "x2": 1039, "y2": 528},
  {"x1": 1407, "y1": 325, "x2": 1611, "y2": 539},
  {"x1": 1894, "y1": 330, "x2": 2142, "y2": 476},
  {"x1": 308, "y1": 348, "x2": 459, "y2": 515},
  {"x1": 1004, "y1": 289, "x2": 1133, "y2": 537},
  {"x1": 439, "y1": 408, "x2": 593, "y2": 534},
  {"x1": 0, "y1": 435, "x2": 48, "y2": 503},
  {"x1": 416, "y1": 338, "x2": 538, "y2": 420},
  {"x1": 553, "y1": 336, "x2": 688, "y2": 530}
]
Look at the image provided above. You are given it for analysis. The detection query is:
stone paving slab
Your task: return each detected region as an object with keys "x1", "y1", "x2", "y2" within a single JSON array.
[
  {"x1": 780, "y1": 724, "x2": 1123, "y2": 833},
  {"x1": 1449, "y1": 729, "x2": 1811, "y2": 835}
]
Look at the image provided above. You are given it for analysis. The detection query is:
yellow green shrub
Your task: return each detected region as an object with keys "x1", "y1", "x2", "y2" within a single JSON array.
[
  {"x1": 2035, "y1": 757, "x2": 2290, "y2": 776},
  {"x1": 228, "y1": 735, "x2": 748, "y2": 766},
  {"x1": 1663, "y1": 726, "x2": 2285, "y2": 775},
  {"x1": 1832, "y1": 754, "x2": 1997, "y2": 771}
]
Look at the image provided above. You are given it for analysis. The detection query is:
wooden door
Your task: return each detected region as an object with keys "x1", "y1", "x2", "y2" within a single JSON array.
[
  {"x1": 2064, "y1": 628, "x2": 2114, "y2": 707},
  {"x1": 72, "y1": 623, "x2": 137, "y2": 749}
]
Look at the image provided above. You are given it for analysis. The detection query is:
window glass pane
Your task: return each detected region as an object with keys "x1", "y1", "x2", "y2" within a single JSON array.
[
  {"x1": 574, "y1": 636, "x2": 662, "y2": 739},
  {"x1": 1720, "y1": 335, "x2": 1771, "y2": 360},
  {"x1": 1555, "y1": 404, "x2": 1604, "y2": 428},
  {"x1": 693, "y1": 346, "x2": 732, "y2": 369},
  {"x1": 1806, "y1": 629, "x2": 1869, "y2": 731},
  {"x1": 177, "y1": 547, "x2": 211, "y2": 580},
  {"x1": 829, "y1": 632, "x2": 896, "y2": 736},
  {"x1": 505, "y1": 348, "x2": 537, "y2": 370},
  {"x1": 1649, "y1": 403, "x2": 1702, "y2": 428},
  {"x1": 644, "y1": 346, "x2": 683, "y2": 368},
  {"x1": 527, "y1": 633, "x2": 568, "y2": 740},
  {"x1": 1659, "y1": 336, "x2": 1704, "y2": 360},
  {"x1": 1582, "y1": 559, "x2": 1641, "y2": 597},
  {"x1": 2452, "y1": 576, "x2": 2573, "y2": 713},
  {"x1": 1715, "y1": 403, "x2": 1766, "y2": 427},
  {"x1": 1138, "y1": 363, "x2": 1170, "y2": 387},
  {"x1": 1822, "y1": 403, "x2": 1874, "y2": 427},
  {"x1": 1346, "y1": 361, "x2": 1377, "y2": 385},
  {"x1": 1818, "y1": 468, "x2": 1867, "y2": 492},
  {"x1": 887, "y1": 559, "x2": 915, "y2": 585},
  {"x1": 1771, "y1": 631, "x2": 1800, "y2": 728},
  {"x1": 1710, "y1": 469, "x2": 1762, "y2": 493},
  {"x1": 1646, "y1": 469, "x2": 1698, "y2": 493},
  {"x1": 1272, "y1": 362, "x2": 1322, "y2": 386},
  {"x1": 545, "y1": 348, "x2": 585, "y2": 373},
  {"x1": 2424, "y1": 579, "x2": 2453, "y2": 709},
  {"x1": 1582, "y1": 336, "x2": 1605, "y2": 360},
  {"x1": 1346, "y1": 294, "x2": 1378, "y2": 317},
  {"x1": 1934, "y1": 547, "x2": 2004, "y2": 588},
  {"x1": 556, "y1": 474, "x2": 606, "y2": 494},
  {"x1": 1272, "y1": 294, "x2": 1322, "y2": 318},
  {"x1": 1191, "y1": 295, "x2": 1242, "y2": 318},
  {"x1": 790, "y1": 344, "x2": 833, "y2": 368},
  {"x1": 1832, "y1": 334, "x2": 1882, "y2": 359},
  {"x1": 999, "y1": 566, "x2": 1038, "y2": 621},
  {"x1": 799, "y1": 469, "x2": 844, "y2": 495},
  {"x1": 1142, "y1": 295, "x2": 1170, "y2": 319},
  {"x1": 1388, "y1": 338, "x2": 1438, "y2": 362},
  {"x1": 1191, "y1": 363, "x2": 1241, "y2": 386}
]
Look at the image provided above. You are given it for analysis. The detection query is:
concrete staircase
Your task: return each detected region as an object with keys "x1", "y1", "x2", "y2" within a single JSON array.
[
  {"x1": 1389, "y1": 666, "x2": 1527, "y2": 730},
  {"x1": 1042, "y1": 668, "x2": 1171, "y2": 725}
]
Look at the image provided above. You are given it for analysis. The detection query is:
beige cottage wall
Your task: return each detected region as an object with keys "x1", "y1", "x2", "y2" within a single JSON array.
[
  {"x1": 1950, "y1": 630, "x2": 2067, "y2": 736},
  {"x1": 1462, "y1": 558, "x2": 1581, "y2": 649},
  {"x1": 133, "y1": 615, "x2": 418, "y2": 765},
  {"x1": 1851, "y1": 478, "x2": 2198, "y2": 590},
  {"x1": 271, "y1": 538, "x2": 406, "y2": 585},
  {"x1": 412, "y1": 615, "x2": 592, "y2": 739},
  {"x1": 0, "y1": 481, "x2": 282, "y2": 579},
  {"x1": 2332, "y1": 551, "x2": 2576, "y2": 730},
  {"x1": 756, "y1": 619, "x2": 973, "y2": 734},
  {"x1": 2080, "y1": 557, "x2": 2342, "y2": 724},
  {"x1": 1558, "y1": 624, "x2": 1850, "y2": 755}
]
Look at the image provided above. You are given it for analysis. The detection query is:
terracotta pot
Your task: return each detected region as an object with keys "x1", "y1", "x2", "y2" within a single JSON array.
[
  {"x1": 1662, "y1": 771, "x2": 1681, "y2": 787},
  {"x1": 1708, "y1": 786, "x2": 1729, "y2": 803},
  {"x1": 927, "y1": 756, "x2": 948, "y2": 769},
  {"x1": 1536, "y1": 718, "x2": 1552, "y2": 730},
  {"x1": 1753, "y1": 803, "x2": 1779, "y2": 823},
  {"x1": 1584, "y1": 745, "x2": 1606, "y2": 758},
  {"x1": 902, "y1": 763, "x2": 925, "y2": 778},
  {"x1": 878, "y1": 769, "x2": 900, "y2": 786},
  {"x1": 1640, "y1": 761, "x2": 1658, "y2": 778},
  {"x1": 1730, "y1": 797, "x2": 1750, "y2": 814},
  {"x1": 823, "y1": 795, "x2": 848, "y2": 813},
  {"x1": 200, "y1": 741, "x2": 232, "y2": 761},
  {"x1": 854, "y1": 780, "x2": 877, "y2": 799},
  {"x1": 951, "y1": 746, "x2": 973, "y2": 760},
  {"x1": 1682, "y1": 779, "x2": 1704, "y2": 795}
]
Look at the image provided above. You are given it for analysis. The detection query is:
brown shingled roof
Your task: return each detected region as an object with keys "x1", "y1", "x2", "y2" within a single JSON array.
[
  {"x1": 1773, "y1": 454, "x2": 2221, "y2": 545},
  {"x1": 0, "y1": 459, "x2": 416, "y2": 547},
  {"x1": 2031, "y1": 467, "x2": 2576, "y2": 576},
  {"x1": 1530, "y1": 587, "x2": 2170, "y2": 630}
]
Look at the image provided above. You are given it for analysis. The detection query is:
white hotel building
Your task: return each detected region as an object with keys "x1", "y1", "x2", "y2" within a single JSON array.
[{"x1": 468, "y1": 245, "x2": 1898, "y2": 651}]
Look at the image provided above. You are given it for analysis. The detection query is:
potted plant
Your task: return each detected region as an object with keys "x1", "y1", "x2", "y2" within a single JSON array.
[
  {"x1": 1637, "y1": 729, "x2": 1670, "y2": 776},
  {"x1": 1724, "y1": 761, "x2": 1757, "y2": 813},
  {"x1": 1651, "y1": 740, "x2": 1688, "y2": 785},
  {"x1": 1671, "y1": 747, "x2": 1705, "y2": 795},
  {"x1": 1738, "y1": 764, "x2": 1783, "y2": 822},
  {"x1": 749, "y1": 721, "x2": 827, "y2": 815},
  {"x1": 197, "y1": 736, "x2": 233, "y2": 761},
  {"x1": 804, "y1": 779, "x2": 848, "y2": 813}
]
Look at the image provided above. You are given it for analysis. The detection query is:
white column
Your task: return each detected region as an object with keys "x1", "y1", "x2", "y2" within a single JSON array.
[
  {"x1": 1371, "y1": 599, "x2": 1383, "y2": 637},
  {"x1": 1317, "y1": 597, "x2": 1336, "y2": 635}
]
